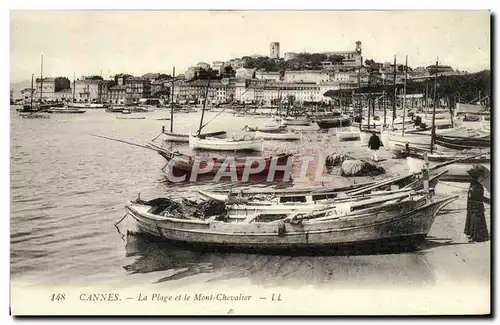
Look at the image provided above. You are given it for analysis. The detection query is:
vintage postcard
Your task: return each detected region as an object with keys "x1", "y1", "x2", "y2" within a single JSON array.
[{"x1": 9, "y1": 10, "x2": 491, "y2": 316}]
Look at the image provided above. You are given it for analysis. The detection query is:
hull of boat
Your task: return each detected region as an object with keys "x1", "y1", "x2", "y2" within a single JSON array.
[
  {"x1": 255, "y1": 130, "x2": 301, "y2": 140},
  {"x1": 47, "y1": 108, "x2": 86, "y2": 114},
  {"x1": 406, "y1": 156, "x2": 491, "y2": 182},
  {"x1": 336, "y1": 129, "x2": 361, "y2": 142},
  {"x1": 163, "y1": 131, "x2": 227, "y2": 143},
  {"x1": 163, "y1": 132, "x2": 190, "y2": 142},
  {"x1": 189, "y1": 135, "x2": 263, "y2": 152},
  {"x1": 67, "y1": 103, "x2": 89, "y2": 109},
  {"x1": 154, "y1": 146, "x2": 292, "y2": 178},
  {"x1": 315, "y1": 118, "x2": 351, "y2": 129},
  {"x1": 282, "y1": 118, "x2": 311, "y2": 126},
  {"x1": 125, "y1": 196, "x2": 456, "y2": 253}
]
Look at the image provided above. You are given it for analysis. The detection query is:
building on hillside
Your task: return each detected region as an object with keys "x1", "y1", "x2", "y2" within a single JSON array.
[
  {"x1": 184, "y1": 66, "x2": 200, "y2": 81},
  {"x1": 212, "y1": 61, "x2": 226, "y2": 75},
  {"x1": 284, "y1": 52, "x2": 298, "y2": 61},
  {"x1": 235, "y1": 67, "x2": 256, "y2": 79},
  {"x1": 255, "y1": 71, "x2": 281, "y2": 81},
  {"x1": 226, "y1": 58, "x2": 244, "y2": 70},
  {"x1": 322, "y1": 41, "x2": 363, "y2": 67},
  {"x1": 284, "y1": 70, "x2": 334, "y2": 84},
  {"x1": 196, "y1": 62, "x2": 211, "y2": 70}
]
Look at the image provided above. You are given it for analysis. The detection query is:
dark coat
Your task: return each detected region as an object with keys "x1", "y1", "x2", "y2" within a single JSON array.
[
  {"x1": 368, "y1": 134, "x2": 383, "y2": 150},
  {"x1": 464, "y1": 180, "x2": 489, "y2": 242}
]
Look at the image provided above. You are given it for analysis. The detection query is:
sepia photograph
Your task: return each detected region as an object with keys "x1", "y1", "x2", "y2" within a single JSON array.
[{"x1": 9, "y1": 8, "x2": 492, "y2": 316}]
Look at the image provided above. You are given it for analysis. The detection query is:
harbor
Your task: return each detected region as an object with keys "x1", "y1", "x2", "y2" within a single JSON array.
[{"x1": 10, "y1": 105, "x2": 490, "y2": 290}]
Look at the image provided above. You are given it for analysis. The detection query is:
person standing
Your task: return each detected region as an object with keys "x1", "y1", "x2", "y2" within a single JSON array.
[
  {"x1": 464, "y1": 165, "x2": 490, "y2": 242},
  {"x1": 367, "y1": 131, "x2": 383, "y2": 162}
]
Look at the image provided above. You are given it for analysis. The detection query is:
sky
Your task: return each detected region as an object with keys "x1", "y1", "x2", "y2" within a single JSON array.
[{"x1": 10, "y1": 10, "x2": 491, "y2": 82}]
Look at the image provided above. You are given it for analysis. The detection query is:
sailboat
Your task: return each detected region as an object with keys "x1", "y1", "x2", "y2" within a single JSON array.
[
  {"x1": 188, "y1": 78, "x2": 263, "y2": 152},
  {"x1": 20, "y1": 73, "x2": 51, "y2": 119},
  {"x1": 404, "y1": 59, "x2": 491, "y2": 182},
  {"x1": 160, "y1": 68, "x2": 226, "y2": 143}
]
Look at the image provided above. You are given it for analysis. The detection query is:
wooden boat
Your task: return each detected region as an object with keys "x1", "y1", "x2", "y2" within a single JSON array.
[
  {"x1": 47, "y1": 106, "x2": 86, "y2": 114},
  {"x1": 161, "y1": 129, "x2": 227, "y2": 143},
  {"x1": 116, "y1": 116, "x2": 146, "y2": 120},
  {"x1": 122, "y1": 108, "x2": 132, "y2": 114},
  {"x1": 434, "y1": 134, "x2": 490, "y2": 151},
  {"x1": 106, "y1": 106, "x2": 126, "y2": 113},
  {"x1": 255, "y1": 130, "x2": 301, "y2": 141},
  {"x1": 67, "y1": 102, "x2": 90, "y2": 109},
  {"x1": 20, "y1": 113, "x2": 50, "y2": 119},
  {"x1": 336, "y1": 127, "x2": 361, "y2": 141},
  {"x1": 281, "y1": 117, "x2": 311, "y2": 126},
  {"x1": 198, "y1": 170, "x2": 447, "y2": 206},
  {"x1": 406, "y1": 149, "x2": 490, "y2": 182},
  {"x1": 147, "y1": 143, "x2": 292, "y2": 178},
  {"x1": 89, "y1": 103, "x2": 105, "y2": 109},
  {"x1": 315, "y1": 117, "x2": 351, "y2": 129},
  {"x1": 124, "y1": 192, "x2": 458, "y2": 253},
  {"x1": 189, "y1": 134, "x2": 263, "y2": 152},
  {"x1": 243, "y1": 124, "x2": 286, "y2": 132}
]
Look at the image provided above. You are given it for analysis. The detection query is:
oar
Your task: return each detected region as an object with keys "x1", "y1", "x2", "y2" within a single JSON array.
[{"x1": 91, "y1": 134, "x2": 156, "y2": 151}]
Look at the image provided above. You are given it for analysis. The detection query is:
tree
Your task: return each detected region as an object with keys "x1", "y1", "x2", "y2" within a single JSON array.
[
  {"x1": 87, "y1": 75, "x2": 103, "y2": 81},
  {"x1": 193, "y1": 68, "x2": 219, "y2": 80},
  {"x1": 222, "y1": 66, "x2": 236, "y2": 78}
]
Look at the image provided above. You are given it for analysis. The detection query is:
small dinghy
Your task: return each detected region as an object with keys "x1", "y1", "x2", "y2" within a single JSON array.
[{"x1": 189, "y1": 135, "x2": 264, "y2": 152}]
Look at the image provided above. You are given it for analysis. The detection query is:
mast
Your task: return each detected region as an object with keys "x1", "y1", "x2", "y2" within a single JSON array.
[
  {"x1": 72, "y1": 70, "x2": 76, "y2": 103},
  {"x1": 170, "y1": 67, "x2": 175, "y2": 132},
  {"x1": 401, "y1": 55, "x2": 408, "y2": 136},
  {"x1": 383, "y1": 75, "x2": 387, "y2": 127},
  {"x1": 357, "y1": 66, "x2": 362, "y2": 131},
  {"x1": 40, "y1": 54, "x2": 44, "y2": 101},
  {"x1": 367, "y1": 70, "x2": 371, "y2": 130},
  {"x1": 197, "y1": 78, "x2": 211, "y2": 136},
  {"x1": 30, "y1": 73, "x2": 34, "y2": 109},
  {"x1": 430, "y1": 58, "x2": 439, "y2": 154},
  {"x1": 392, "y1": 55, "x2": 397, "y2": 129}
]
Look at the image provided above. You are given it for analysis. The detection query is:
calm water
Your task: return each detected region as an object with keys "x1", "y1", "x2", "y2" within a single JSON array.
[{"x1": 11, "y1": 106, "x2": 475, "y2": 289}]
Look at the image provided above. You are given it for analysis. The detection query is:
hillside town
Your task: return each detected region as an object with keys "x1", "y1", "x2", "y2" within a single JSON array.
[{"x1": 12, "y1": 40, "x2": 469, "y2": 107}]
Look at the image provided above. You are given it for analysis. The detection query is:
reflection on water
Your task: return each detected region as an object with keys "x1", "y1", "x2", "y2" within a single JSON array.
[{"x1": 123, "y1": 232, "x2": 437, "y2": 287}]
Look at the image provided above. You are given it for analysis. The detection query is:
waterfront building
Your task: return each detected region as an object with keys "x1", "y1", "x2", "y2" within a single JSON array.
[
  {"x1": 108, "y1": 85, "x2": 127, "y2": 104},
  {"x1": 74, "y1": 78, "x2": 101, "y2": 102},
  {"x1": 20, "y1": 88, "x2": 35, "y2": 100},
  {"x1": 35, "y1": 77, "x2": 71, "y2": 101},
  {"x1": 125, "y1": 76, "x2": 151, "y2": 104}
]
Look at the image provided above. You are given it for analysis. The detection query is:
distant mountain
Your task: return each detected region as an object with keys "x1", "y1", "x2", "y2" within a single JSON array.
[{"x1": 10, "y1": 80, "x2": 32, "y2": 99}]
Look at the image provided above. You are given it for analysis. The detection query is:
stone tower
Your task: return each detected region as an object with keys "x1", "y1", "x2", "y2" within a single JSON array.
[{"x1": 270, "y1": 42, "x2": 280, "y2": 59}]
